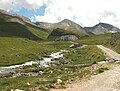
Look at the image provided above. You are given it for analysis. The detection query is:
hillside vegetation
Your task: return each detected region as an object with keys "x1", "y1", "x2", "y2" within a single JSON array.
[
  {"x1": 0, "y1": 37, "x2": 72, "y2": 66},
  {"x1": 0, "y1": 11, "x2": 49, "y2": 40},
  {"x1": 48, "y1": 28, "x2": 87, "y2": 40},
  {"x1": 0, "y1": 9, "x2": 120, "y2": 91},
  {"x1": 0, "y1": 45, "x2": 106, "y2": 91},
  {"x1": 104, "y1": 33, "x2": 120, "y2": 53},
  {"x1": 77, "y1": 33, "x2": 112, "y2": 45}
]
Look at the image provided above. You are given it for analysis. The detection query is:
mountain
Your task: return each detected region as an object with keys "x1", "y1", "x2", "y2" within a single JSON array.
[
  {"x1": 36, "y1": 19, "x2": 86, "y2": 33},
  {"x1": 85, "y1": 23, "x2": 120, "y2": 34},
  {"x1": 55, "y1": 19, "x2": 85, "y2": 33},
  {"x1": 35, "y1": 19, "x2": 120, "y2": 40},
  {"x1": 35, "y1": 19, "x2": 87, "y2": 41},
  {"x1": 1, "y1": 9, "x2": 120, "y2": 41},
  {"x1": 36, "y1": 19, "x2": 120, "y2": 36},
  {"x1": 0, "y1": 9, "x2": 49, "y2": 40}
]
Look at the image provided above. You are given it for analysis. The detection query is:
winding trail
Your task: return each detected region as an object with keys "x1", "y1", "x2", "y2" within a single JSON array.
[
  {"x1": 51, "y1": 45, "x2": 120, "y2": 91},
  {"x1": 97, "y1": 45, "x2": 120, "y2": 60}
]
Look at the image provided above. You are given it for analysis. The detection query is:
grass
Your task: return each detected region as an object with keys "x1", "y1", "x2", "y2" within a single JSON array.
[
  {"x1": 0, "y1": 37, "x2": 72, "y2": 66},
  {"x1": 77, "y1": 33, "x2": 112, "y2": 45},
  {"x1": 48, "y1": 28, "x2": 87, "y2": 41},
  {"x1": 104, "y1": 33, "x2": 120, "y2": 53},
  {"x1": 0, "y1": 62, "x2": 111, "y2": 91},
  {"x1": 0, "y1": 65, "x2": 92, "y2": 91},
  {"x1": 0, "y1": 10, "x2": 119, "y2": 91},
  {"x1": 0, "y1": 32, "x2": 113, "y2": 91},
  {"x1": 0, "y1": 44, "x2": 106, "y2": 91},
  {"x1": 96, "y1": 67, "x2": 109, "y2": 73},
  {"x1": 0, "y1": 13, "x2": 49, "y2": 40},
  {"x1": 64, "y1": 45, "x2": 106, "y2": 65}
]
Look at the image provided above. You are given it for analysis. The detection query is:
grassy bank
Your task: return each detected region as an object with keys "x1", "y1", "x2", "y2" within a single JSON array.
[
  {"x1": 77, "y1": 33, "x2": 111, "y2": 45},
  {"x1": 0, "y1": 37, "x2": 71, "y2": 66},
  {"x1": 0, "y1": 45, "x2": 106, "y2": 91},
  {"x1": 104, "y1": 33, "x2": 120, "y2": 53}
]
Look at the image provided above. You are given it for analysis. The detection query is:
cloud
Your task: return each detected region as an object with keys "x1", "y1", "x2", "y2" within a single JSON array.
[
  {"x1": 33, "y1": 0, "x2": 120, "y2": 28},
  {"x1": 0, "y1": 0, "x2": 44, "y2": 11},
  {"x1": 0, "y1": 0, "x2": 120, "y2": 28}
]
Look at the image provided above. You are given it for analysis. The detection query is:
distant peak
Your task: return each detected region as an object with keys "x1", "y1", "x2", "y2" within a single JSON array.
[
  {"x1": 62, "y1": 19, "x2": 71, "y2": 21},
  {"x1": 60, "y1": 19, "x2": 73, "y2": 23},
  {"x1": 97, "y1": 22, "x2": 113, "y2": 26}
]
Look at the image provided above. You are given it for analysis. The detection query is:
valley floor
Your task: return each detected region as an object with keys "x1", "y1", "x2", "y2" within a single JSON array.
[
  {"x1": 51, "y1": 64, "x2": 120, "y2": 91},
  {"x1": 51, "y1": 45, "x2": 120, "y2": 91}
]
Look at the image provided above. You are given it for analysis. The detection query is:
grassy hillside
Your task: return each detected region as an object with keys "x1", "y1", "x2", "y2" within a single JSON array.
[
  {"x1": 76, "y1": 32, "x2": 120, "y2": 54},
  {"x1": 77, "y1": 33, "x2": 112, "y2": 45},
  {"x1": 0, "y1": 37, "x2": 72, "y2": 66},
  {"x1": 104, "y1": 33, "x2": 120, "y2": 53},
  {"x1": 0, "y1": 12, "x2": 49, "y2": 40},
  {"x1": 64, "y1": 45, "x2": 105, "y2": 65},
  {"x1": 48, "y1": 28, "x2": 87, "y2": 40},
  {"x1": 0, "y1": 32, "x2": 113, "y2": 66}
]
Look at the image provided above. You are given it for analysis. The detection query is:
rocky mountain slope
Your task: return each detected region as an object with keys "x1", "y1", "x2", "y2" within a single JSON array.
[
  {"x1": 36, "y1": 19, "x2": 120, "y2": 36},
  {"x1": 85, "y1": 23, "x2": 120, "y2": 34},
  {"x1": 36, "y1": 19, "x2": 87, "y2": 41},
  {"x1": 36, "y1": 19, "x2": 85, "y2": 33},
  {"x1": 0, "y1": 9, "x2": 120, "y2": 41}
]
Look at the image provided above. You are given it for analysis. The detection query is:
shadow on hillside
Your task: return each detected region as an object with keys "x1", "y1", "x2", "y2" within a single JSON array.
[{"x1": 0, "y1": 22, "x2": 41, "y2": 40}]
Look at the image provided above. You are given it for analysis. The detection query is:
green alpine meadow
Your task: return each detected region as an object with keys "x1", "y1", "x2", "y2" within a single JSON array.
[{"x1": 0, "y1": 7, "x2": 120, "y2": 91}]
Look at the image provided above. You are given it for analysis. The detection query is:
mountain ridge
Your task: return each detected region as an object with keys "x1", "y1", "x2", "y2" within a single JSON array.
[
  {"x1": 0, "y1": 9, "x2": 49, "y2": 40},
  {"x1": 0, "y1": 9, "x2": 120, "y2": 41},
  {"x1": 35, "y1": 19, "x2": 85, "y2": 33},
  {"x1": 36, "y1": 19, "x2": 120, "y2": 35},
  {"x1": 84, "y1": 22, "x2": 120, "y2": 34}
]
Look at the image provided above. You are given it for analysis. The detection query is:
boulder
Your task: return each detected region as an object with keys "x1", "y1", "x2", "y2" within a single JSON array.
[
  {"x1": 70, "y1": 43, "x2": 81, "y2": 48},
  {"x1": 57, "y1": 79, "x2": 62, "y2": 84}
]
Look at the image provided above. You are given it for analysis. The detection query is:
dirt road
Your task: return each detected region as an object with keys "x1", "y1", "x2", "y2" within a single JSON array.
[
  {"x1": 51, "y1": 65, "x2": 120, "y2": 91},
  {"x1": 51, "y1": 45, "x2": 120, "y2": 91},
  {"x1": 97, "y1": 45, "x2": 120, "y2": 60}
]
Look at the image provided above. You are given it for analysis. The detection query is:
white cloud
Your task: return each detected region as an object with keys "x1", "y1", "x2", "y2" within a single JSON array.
[
  {"x1": 0, "y1": 0, "x2": 120, "y2": 28},
  {"x1": 0, "y1": 0, "x2": 44, "y2": 10},
  {"x1": 34, "y1": 0, "x2": 120, "y2": 28}
]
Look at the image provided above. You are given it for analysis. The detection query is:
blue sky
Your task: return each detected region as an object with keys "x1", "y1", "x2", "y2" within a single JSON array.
[
  {"x1": 9, "y1": 4, "x2": 46, "y2": 22},
  {"x1": 0, "y1": 0, "x2": 120, "y2": 28}
]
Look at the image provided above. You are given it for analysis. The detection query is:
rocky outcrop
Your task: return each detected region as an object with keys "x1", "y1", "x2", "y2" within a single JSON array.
[{"x1": 60, "y1": 35, "x2": 78, "y2": 41}]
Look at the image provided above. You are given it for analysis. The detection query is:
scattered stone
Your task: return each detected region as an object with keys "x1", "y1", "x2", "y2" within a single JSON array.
[
  {"x1": 97, "y1": 61, "x2": 106, "y2": 64},
  {"x1": 13, "y1": 73, "x2": 38, "y2": 77},
  {"x1": 27, "y1": 82, "x2": 30, "y2": 86},
  {"x1": 57, "y1": 79, "x2": 62, "y2": 84},
  {"x1": 11, "y1": 89, "x2": 23, "y2": 91},
  {"x1": 39, "y1": 71, "x2": 44, "y2": 75},
  {"x1": 70, "y1": 43, "x2": 81, "y2": 48},
  {"x1": 0, "y1": 49, "x2": 70, "y2": 77}
]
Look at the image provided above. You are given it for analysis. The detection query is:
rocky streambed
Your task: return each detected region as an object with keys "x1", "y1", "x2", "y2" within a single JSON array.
[{"x1": 0, "y1": 49, "x2": 70, "y2": 76}]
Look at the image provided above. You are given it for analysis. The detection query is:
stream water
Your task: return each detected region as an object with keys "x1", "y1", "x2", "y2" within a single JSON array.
[{"x1": 0, "y1": 50, "x2": 69, "y2": 74}]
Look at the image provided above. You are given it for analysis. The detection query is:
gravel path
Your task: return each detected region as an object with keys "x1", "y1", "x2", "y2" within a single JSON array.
[
  {"x1": 51, "y1": 65, "x2": 120, "y2": 91},
  {"x1": 97, "y1": 45, "x2": 120, "y2": 60},
  {"x1": 51, "y1": 45, "x2": 120, "y2": 91}
]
